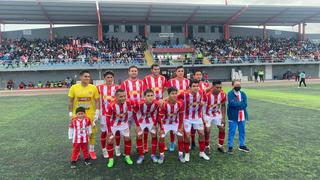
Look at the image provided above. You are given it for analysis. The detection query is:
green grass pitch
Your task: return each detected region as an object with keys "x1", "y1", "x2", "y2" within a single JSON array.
[{"x1": 0, "y1": 84, "x2": 320, "y2": 179}]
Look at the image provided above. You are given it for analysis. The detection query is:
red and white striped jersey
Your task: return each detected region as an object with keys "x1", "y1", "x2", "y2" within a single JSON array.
[
  {"x1": 96, "y1": 84, "x2": 119, "y2": 115},
  {"x1": 199, "y1": 81, "x2": 210, "y2": 92},
  {"x1": 203, "y1": 91, "x2": 226, "y2": 117},
  {"x1": 165, "y1": 78, "x2": 190, "y2": 95},
  {"x1": 121, "y1": 79, "x2": 145, "y2": 101},
  {"x1": 106, "y1": 100, "x2": 133, "y2": 131},
  {"x1": 178, "y1": 91, "x2": 203, "y2": 120},
  {"x1": 158, "y1": 100, "x2": 184, "y2": 127},
  {"x1": 235, "y1": 92, "x2": 245, "y2": 122},
  {"x1": 133, "y1": 99, "x2": 160, "y2": 125},
  {"x1": 143, "y1": 75, "x2": 167, "y2": 100},
  {"x1": 68, "y1": 117, "x2": 92, "y2": 144}
]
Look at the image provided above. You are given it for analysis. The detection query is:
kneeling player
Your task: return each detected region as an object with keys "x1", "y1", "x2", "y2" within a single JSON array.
[
  {"x1": 203, "y1": 80, "x2": 227, "y2": 155},
  {"x1": 158, "y1": 87, "x2": 185, "y2": 164},
  {"x1": 178, "y1": 80, "x2": 210, "y2": 161},
  {"x1": 105, "y1": 89, "x2": 134, "y2": 168},
  {"x1": 133, "y1": 89, "x2": 160, "y2": 164}
]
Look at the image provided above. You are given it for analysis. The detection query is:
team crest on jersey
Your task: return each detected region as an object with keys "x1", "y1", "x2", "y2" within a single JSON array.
[
  {"x1": 152, "y1": 87, "x2": 160, "y2": 91},
  {"x1": 178, "y1": 90, "x2": 184, "y2": 94},
  {"x1": 130, "y1": 90, "x2": 140, "y2": 95}
]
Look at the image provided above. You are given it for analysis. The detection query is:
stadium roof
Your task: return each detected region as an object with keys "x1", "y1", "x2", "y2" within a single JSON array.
[{"x1": 0, "y1": 0, "x2": 320, "y2": 26}]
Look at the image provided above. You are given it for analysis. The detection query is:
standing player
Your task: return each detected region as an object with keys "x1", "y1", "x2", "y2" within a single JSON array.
[
  {"x1": 105, "y1": 89, "x2": 134, "y2": 168},
  {"x1": 144, "y1": 64, "x2": 167, "y2": 101},
  {"x1": 143, "y1": 64, "x2": 166, "y2": 152},
  {"x1": 165, "y1": 66, "x2": 190, "y2": 151},
  {"x1": 202, "y1": 80, "x2": 227, "y2": 155},
  {"x1": 96, "y1": 71, "x2": 119, "y2": 158},
  {"x1": 121, "y1": 65, "x2": 145, "y2": 102},
  {"x1": 193, "y1": 70, "x2": 211, "y2": 92},
  {"x1": 133, "y1": 89, "x2": 160, "y2": 164},
  {"x1": 191, "y1": 70, "x2": 211, "y2": 149},
  {"x1": 68, "y1": 70, "x2": 100, "y2": 160},
  {"x1": 158, "y1": 87, "x2": 185, "y2": 164},
  {"x1": 178, "y1": 80, "x2": 210, "y2": 161}
]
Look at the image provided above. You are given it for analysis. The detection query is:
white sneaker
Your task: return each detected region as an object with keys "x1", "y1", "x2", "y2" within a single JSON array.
[
  {"x1": 185, "y1": 153, "x2": 190, "y2": 162},
  {"x1": 102, "y1": 148, "x2": 108, "y2": 158},
  {"x1": 115, "y1": 146, "x2": 121, "y2": 157},
  {"x1": 199, "y1": 152, "x2": 210, "y2": 160}
]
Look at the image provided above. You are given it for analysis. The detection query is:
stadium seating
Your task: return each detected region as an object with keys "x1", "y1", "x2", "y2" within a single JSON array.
[
  {"x1": 192, "y1": 37, "x2": 320, "y2": 64},
  {"x1": 1, "y1": 36, "x2": 319, "y2": 69},
  {"x1": 0, "y1": 37, "x2": 147, "y2": 68}
]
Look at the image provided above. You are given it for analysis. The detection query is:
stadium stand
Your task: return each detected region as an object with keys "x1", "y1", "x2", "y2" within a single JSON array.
[{"x1": 0, "y1": 36, "x2": 147, "y2": 68}]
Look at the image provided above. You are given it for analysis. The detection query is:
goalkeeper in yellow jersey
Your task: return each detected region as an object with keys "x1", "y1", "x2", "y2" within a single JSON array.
[{"x1": 68, "y1": 70, "x2": 100, "y2": 160}]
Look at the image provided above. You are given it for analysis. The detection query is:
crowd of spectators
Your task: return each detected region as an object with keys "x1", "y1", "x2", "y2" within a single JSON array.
[
  {"x1": 1, "y1": 36, "x2": 320, "y2": 68},
  {"x1": 192, "y1": 37, "x2": 320, "y2": 64},
  {"x1": 6, "y1": 77, "x2": 74, "y2": 90},
  {"x1": 0, "y1": 36, "x2": 147, "y2": 68}
]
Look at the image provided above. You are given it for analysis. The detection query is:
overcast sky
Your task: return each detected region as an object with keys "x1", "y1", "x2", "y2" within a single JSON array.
[{"x1": 1, "y1": 0, "x2": 320, "y2": 33}]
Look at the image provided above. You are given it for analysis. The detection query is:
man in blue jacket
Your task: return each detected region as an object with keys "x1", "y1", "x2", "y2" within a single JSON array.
[{"x1": 227, "y1": 80, "x2": 250, "y2": 154}]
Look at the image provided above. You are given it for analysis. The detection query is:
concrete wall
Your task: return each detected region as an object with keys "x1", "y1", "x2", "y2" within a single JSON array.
[
  {"x1": 3, "y1": 25, "x2": 98, "y2": 40},
  {"x1": 230, "y1": 27, "x2": 298, "y2": 39},
  {"x1": 1, "y1": 63, "x2": 319, "y2": 89}
]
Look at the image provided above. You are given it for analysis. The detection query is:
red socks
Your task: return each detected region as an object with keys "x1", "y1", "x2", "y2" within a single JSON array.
[
  {"x1": 151, "y1": 137, "x2": 157, "y2": 155},
  {"x1": 159, "y1": 141, "x2": 165, "y2": 154},
  {"x1": 199, "y1": 140, "x2": 205, "y2": 152},
  {"x1": 124, "y1": 139, "x2": 131, "y2": 155},
  {"x1": 178, "y1": 138, "x2": 184, "y2": 152},
  {"x1": 100, "y1": 132, "x2": 107, "y2": 149},
  {"x1": 136, "y1": 138, "x2": 144, "y2": 156},
  {"x1": 184, "y1": 140, "x2": 190, "y2": 153},
  {"x1": 107, "y1": 143, "x2": 114, "y2": 158},
  {"x1": 218, "y1": 131, "x2": 225, "y2": 146}
]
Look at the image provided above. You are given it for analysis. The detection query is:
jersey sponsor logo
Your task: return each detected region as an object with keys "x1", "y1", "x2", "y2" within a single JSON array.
[
  {"x1": 78, "y1": 97, "x2": 91, "y2": 101},
  {"x1": 103, "y1": 95, "x2": 114, "y2": 101},
  {"x1": 77, "y1": 97, "x2": 91, "y2": 109}
]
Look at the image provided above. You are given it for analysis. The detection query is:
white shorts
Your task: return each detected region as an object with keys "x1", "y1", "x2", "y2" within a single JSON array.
[
  {"x1": 161, "y1": 123, "x2": 182, "y2": 138},
  {"x1": 111, "y1": 123, "x2": 130, "y2": 137},
  {"x1": 140, "y1": 123, "x2": 156, "y2": 134},
  {"x1": 184, "y1": 119, "x2": 204, "y2": 133},
  {"x1": 100, "y1": 116, "x2": 107, "y2": 132},
  {"x1": 203, "y1": 114, "x2": 222, "y2": 128}
]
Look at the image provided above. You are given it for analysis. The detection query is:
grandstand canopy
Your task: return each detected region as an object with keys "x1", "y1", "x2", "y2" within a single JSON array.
[{"x1": 0, "y1": 0, "x2": 320, "y2": 26}]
